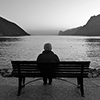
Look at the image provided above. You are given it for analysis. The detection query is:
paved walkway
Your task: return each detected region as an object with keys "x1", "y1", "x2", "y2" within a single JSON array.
[{"x1": 0, "y1": 77, "x2": 100, "y2": 100}]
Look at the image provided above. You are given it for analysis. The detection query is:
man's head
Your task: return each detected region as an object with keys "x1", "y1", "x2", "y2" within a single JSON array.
[{"x1": 44, "y1": 43, "x2": 52, "y2": 51}]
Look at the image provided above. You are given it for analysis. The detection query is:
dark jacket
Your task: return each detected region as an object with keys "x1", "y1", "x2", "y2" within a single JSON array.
[
  {"x1": 37, "y1": 50, "x2": 59, "y2": 77},
  {"x1": 37, "y1": 50, "x2": 59, "y2": 62}
]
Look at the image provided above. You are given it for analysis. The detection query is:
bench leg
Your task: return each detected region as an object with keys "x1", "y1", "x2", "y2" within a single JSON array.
[
  {"x1": 77, "y1": 77, "x2": 84, "y2": 97},
  {"x1": 77, "y1": 77, "x2": 81, "y2": 88},
  {"x1": 80, "y1": 77, "x2": 84, "y2": 97},
  {"x1": 22, "y1": 77, "x2": 25, "y2": 87},
  {"x1": 17, "y1": 77, "x2": 22, "y2": 96}
]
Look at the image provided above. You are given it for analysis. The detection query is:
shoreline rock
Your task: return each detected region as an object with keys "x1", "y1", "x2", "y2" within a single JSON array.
[
  {"x1": 88, "y1": 68, "x2": 100, "y2": 78},
  {"x1": 0, "y1": 68, "x2": 13, "y2": 77}
]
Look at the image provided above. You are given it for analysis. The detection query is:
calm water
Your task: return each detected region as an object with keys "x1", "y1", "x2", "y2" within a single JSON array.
[{"x1": 0, "y1": 35, "x2": 100, "y2": 69}]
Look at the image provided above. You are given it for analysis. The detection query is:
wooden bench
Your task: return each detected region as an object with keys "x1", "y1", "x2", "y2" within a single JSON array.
[{"x1": 11, "y1": 61, "x2": 90, "y2": 97}]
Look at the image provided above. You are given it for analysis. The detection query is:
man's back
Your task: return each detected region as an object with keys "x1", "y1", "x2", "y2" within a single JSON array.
[{"x1": 37, "y1": 50, "x2": 59, "y2": 62}]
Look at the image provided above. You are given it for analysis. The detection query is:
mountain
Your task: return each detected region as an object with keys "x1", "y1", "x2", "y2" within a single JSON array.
[
  {"x1": 59, "y1": 14, "x2": 100, "y2": 36},
  {"x1": 0, "y1": 17, "x2": 29, "y2": 36},
  {"x1": 75, "y1": 14, "x2": 100, "y2": 36},
  {"x1": 59, "y1": 27, "x2": 81, "y2": 35}
]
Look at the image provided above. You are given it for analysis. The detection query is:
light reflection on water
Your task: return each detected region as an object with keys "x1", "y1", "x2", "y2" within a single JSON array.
[
  {"x1": 0, "y1": 36, "x2": 100, "y2": 69},
  {"x1": 85, "y1": 38, "x2": 100, "y2": 69}
]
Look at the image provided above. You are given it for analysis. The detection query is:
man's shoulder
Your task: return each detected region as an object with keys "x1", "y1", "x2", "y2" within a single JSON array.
[{"x1": 38, "y1": 53, "x2": 43, "y2": 57}]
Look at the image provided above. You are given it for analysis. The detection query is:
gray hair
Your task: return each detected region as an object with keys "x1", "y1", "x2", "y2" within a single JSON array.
[{"x1": 44, "y1": 43, "x2": 52, "y2": 51}]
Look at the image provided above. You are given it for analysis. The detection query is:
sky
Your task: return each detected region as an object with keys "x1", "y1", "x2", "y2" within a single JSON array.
[{"x1": 0, "y1": 0, "x2": 100, "y2": 35}]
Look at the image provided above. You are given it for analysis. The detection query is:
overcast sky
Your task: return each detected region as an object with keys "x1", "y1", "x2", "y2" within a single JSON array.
[{"x1": 0, "y1": 0, "x2": 100, "y2": 34}]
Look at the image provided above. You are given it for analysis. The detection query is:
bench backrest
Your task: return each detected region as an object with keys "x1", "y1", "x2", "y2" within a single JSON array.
[{"x1": 11, "y1": 61, "x2": 90, "y2": 78}]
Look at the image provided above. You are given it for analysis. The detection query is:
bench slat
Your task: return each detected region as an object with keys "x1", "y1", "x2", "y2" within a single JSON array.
[{"x1": 11, "y1": 61, "x2": 90, "y2": 78}]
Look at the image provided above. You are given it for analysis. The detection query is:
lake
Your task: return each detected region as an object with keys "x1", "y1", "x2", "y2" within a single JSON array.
[{"x1": 0, "y1": 35, "x2": 100, "y2": 69}]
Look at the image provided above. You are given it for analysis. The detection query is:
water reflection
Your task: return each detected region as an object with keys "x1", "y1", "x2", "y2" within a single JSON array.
[
  {"x1": 1, "y1": 36, "x2": 100, "y2": 69},
  {"x1": 0, "y1": 37, "x2": 22, "y2": 42},
  {"x1": 86, "y1": 38, "x2": 100, "y2": 57},
  {"x1": 85, "y1": 38, "x2": 100, "y2": 69},
  {"x1": 0, "y1": 37, "x2": 23, "y2": 48}
]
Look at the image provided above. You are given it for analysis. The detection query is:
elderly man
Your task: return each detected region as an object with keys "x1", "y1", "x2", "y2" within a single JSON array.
[{"x1": 37, "y1": 43, "x2": 59, "y2": 85}]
